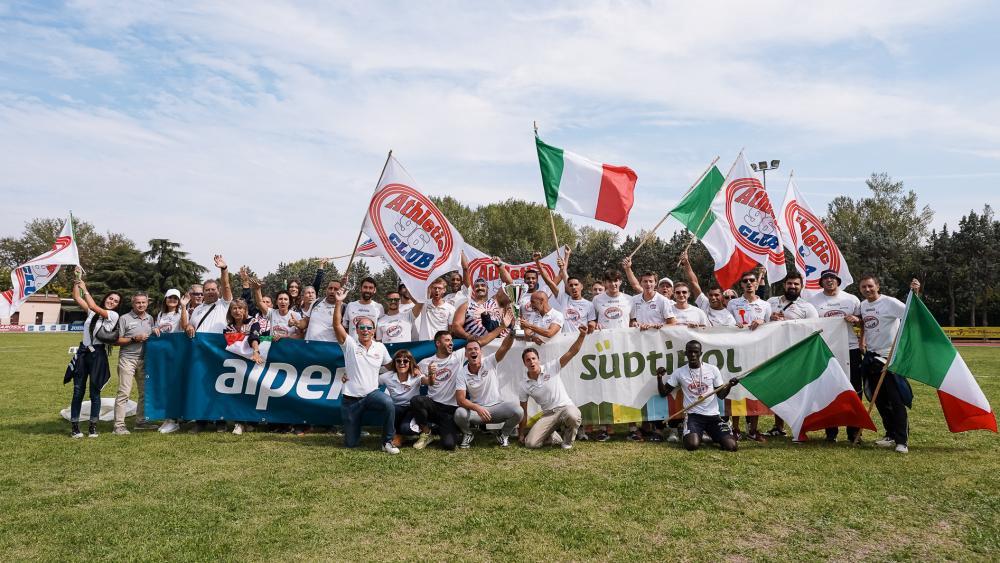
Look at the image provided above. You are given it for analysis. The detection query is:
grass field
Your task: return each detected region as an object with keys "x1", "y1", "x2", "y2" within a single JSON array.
[{"x1": 1, "y1": 333, "x2": 997, "y2": 562}]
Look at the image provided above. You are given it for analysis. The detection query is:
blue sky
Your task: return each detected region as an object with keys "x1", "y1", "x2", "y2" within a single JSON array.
[{"x1": 2, "y1": 1, "x2": 999, "y2": 273}]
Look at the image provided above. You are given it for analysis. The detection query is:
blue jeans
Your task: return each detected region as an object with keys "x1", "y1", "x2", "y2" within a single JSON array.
[{"x1": 341, "y1": 390, "x2": 395, "y2": 448}]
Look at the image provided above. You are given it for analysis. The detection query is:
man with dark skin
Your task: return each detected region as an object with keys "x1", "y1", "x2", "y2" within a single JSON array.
[{"x1": 657, "y1": 341, "x2": 739, "y2": 452}]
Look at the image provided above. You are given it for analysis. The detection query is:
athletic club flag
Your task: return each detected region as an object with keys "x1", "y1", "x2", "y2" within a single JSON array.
[
  {"x1": 888, "y1": 293, "x2": 996, "y2": 433},
  {"x1": 535, "y1": 136, "x2": 637, "y2": 228},
  {"x1": 0, "y1": 214, "x2": 81, "y2": 319},
  {"x1": 777, "y1": 176, "x2": 853, "y2": 294},
  {"x1": 361, "y1": 155, "x2": 465, "y2": 303},
  {"x1": 739, "y1": 332, "x2": 876, "y2": 441}
]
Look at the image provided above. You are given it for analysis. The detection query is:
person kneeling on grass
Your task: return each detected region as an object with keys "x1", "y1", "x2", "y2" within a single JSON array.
[
  {"x1": 332, "y1": 288, "x2": 398, "y2": 454},
  {"x1": 518, "y1": 325, "x2": 588, "y2": 450},
  {"x1": 455, "y1": 310, "x2": 520, "y2": 449},
  {"x1": 656, "y1": 340, "x2": 738, "y2": 452}
]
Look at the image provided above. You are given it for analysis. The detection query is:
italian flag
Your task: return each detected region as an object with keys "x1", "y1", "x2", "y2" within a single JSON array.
[
  {"x1": 888, "y1": 293, "x2": 996, "y2": 433},
  {"x1": 536, "y1": 136, "x2": 638, "y2": 228},
  {"x1": 739, "y1": 332, "x2": 876, "y2": 440},
  {"x1": 669, "y1": 162, "x2": 758, "y2": 288}
]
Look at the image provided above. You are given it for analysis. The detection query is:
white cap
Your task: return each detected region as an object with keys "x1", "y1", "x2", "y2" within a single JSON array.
[
  {"x1": 165, "y1": 288, "x2": 182, "y2": 299},
  {"x1": 657, "y1": 277, "x2": 673, "y2": 287}
]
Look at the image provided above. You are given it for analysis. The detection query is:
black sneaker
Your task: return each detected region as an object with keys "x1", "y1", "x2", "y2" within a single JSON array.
[
  {"x1": 215, "y1": 421, "x2": 227, "y2": 433},
  {"x1": 88, "y1": 422, "x2": 99, "y2": 438},
  {"x1": 71, "y1": 423, "x2": 83, "y2": 439},
  {"x1": 764, "y1": 427, "x2": 787, "y2": 437},
  {"x1": 594, "y1": 430, "x2": 611, "y2": 442}
]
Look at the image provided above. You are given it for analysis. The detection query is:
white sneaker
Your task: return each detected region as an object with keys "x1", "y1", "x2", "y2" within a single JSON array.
[
  {"x1": 496, "y1": 432, "x2": 511, "y2": 448},
  {"x1": 159, "y1": 419, "x2": 180, "y2": 434},
  {"x1": 113, "y1": 427, "x2": 130, "y2": 436},
  {"x1": 548, "y1": 432, "x2": 563, "y2": 446},
  {"x1": 382, "y1": 442, "x2": 400, "y2": 455},
  {"x1": 666, "y1": 429, "x2": 679, "y2": 443},
  {"x1": 895, "y1": 444, "x2": 909, "y2": 454},
  {"x1": 561, "y1": 442, "x2": 573, "y2": 450},
  {"x1": 874, "y1": 437, "x2": 896, "y2": 448},
  {"x1": 459, "y1": 433, "x2": 474, "y2": 449},
  {"x1": 232, "y1": 423, "x2": 244, "y2": 435}
]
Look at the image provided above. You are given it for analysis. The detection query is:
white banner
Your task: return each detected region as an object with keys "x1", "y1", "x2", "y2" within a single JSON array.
[
  {"x1": 1, "y1": 215, "x2": 80, "y2": 319},
  {"x1": 486, "y1": 317, "x2": 849, "y2": 425}
]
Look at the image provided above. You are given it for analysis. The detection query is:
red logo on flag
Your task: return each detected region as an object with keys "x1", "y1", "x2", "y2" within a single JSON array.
[
  {"x1": 783, "y1": 201, "x2": 841, "y2": 290},
  {"x1": 369, "y1": 184, "x2": 455, "y2": 280},
  {"x1": 466, "y1": 258, "x2": 556, "y2": 285},
  {"x1": 725, "y1": 179, "x2": 785, "y2": 265}
]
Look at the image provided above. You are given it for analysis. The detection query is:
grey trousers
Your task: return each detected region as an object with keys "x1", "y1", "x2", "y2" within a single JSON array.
[{"x1": 454, "y1": 400, "x2": 522, "y2": 437}]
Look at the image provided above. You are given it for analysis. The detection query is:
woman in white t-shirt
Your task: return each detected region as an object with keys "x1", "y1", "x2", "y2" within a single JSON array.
[
  {"x1": 152, "y1": 288, "x2": 188, "y2": 434},
  {"x1": 250, "y1": 281, "x2": 302, "y2": 341},
  {"x1": 379, "y1": 349, "x2": 430, "y2": 447},
  {"x1": 68, "y1": 271, "x2": 121, "y2": 439}
]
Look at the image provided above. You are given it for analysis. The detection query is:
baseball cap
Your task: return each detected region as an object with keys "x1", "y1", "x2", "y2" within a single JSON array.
[
  {"x1": 819, "y1": 270, "x2": 842, "y2": 284},
  {"x1": 657, "y1": 277, "x2": 673, "y2": 287},
  {"x1": 165, "y1": 288, "x2": 182, "y2": 299}
]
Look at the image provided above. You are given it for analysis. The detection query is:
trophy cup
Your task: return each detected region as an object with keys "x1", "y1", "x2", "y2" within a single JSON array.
[{"x1": 503, "y1": 282, "x2": 528, "y2": 337}]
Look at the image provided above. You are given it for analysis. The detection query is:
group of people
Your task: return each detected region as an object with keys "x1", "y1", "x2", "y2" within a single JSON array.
[{"x1": 65, "y1": 249, "x2": 920, "y2": 455}]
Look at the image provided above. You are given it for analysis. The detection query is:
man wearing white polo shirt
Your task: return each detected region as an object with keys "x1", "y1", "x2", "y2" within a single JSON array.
[
  {"x1": 764, "y1": 271, "x2": 818, "y2": 438},
  {"x1": 414, "y1": 278, "x2": 455, "y2": 341},
  {"x1": 301, "y1": 279, "x2": 343, "y2": 342},
  {"x1": 518, "y1": 325, "x2": 588, "y2": 449},
  {"x1": 454, "y1": 314, "x2": 519, "y2": 449},
  {"x1": 519, "y1": 291, "x2": 564, "y2": 344},
  {"x1": 343, "y1": 277, "x2": 384, "y2": 339},
  {"x1": 629, "y1": 270, "x2": 677, "y2": 330},
  {"x1": 332, "y1": 288, "x2": 397, "y2": 454}
]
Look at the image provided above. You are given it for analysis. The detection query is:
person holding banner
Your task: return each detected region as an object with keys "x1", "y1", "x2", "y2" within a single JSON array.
[
  {"x1": 455, "y1": 314, "x2": 519, "y2": 449},
  {"x1": 809, "y1": 269, "x2": 864, "y2": 442},
  {"x1": 859, "y1": 276, "x2": 920, "y2": 454},
  {"x1": 186, "y1": 255, "x2": 233, "y2": 336},
  {"x1": 379, "y1": 349, "x2": 430, "y2": 448},
  {"x1": 727, "y1": 271, "x2": 771, "y2": 442},
  {"x1": 68, "y1": 272, "x2": 120, "y2": 439},
  {"x1": 250, "y1": 282, "x2": 302, "y2": 341},
  {"x1": 764, "y1": 272, "x2": 818, "y2": 438},
  {"x1": 332, "y1": 288, "x2": 398, "y2": 454},
  {"x1": 625, "y1": 261, "x2": 676, "y2": 331},
  {"x1": 670, "y1": 283, "x2": 708, "y2": 328},
  {"x1": 185, "y1": 284, "x2": 203, "y2": 316},
  {"x1": 518, "y1": 325, "x2": 588, "y2": 449},
  {"x1": 656, "y1": 341, "x2": 739, "y2": 452},
  {"x1": 223, "y1": 299, "x2": 264, "y2": 436},
  {"x1": 680, "y1": 251, "x2": 736, "y2": 327},
  {"x1": 152, "y1": 289, "x2": 187, "y2": 435}
]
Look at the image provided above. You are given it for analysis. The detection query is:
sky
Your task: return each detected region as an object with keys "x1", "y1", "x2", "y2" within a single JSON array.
[{"x1": 2, "y1": 1, "x2": 999, "y2": 274}]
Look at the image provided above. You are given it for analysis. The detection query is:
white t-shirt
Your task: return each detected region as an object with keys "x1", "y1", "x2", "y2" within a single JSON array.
[
  {"x1": 727, "y1": 296, "x2": 771, "y2": 327},
  {"x1": 417, "y1": 349, "x2": 466, "y2": 406},
  {"x1": 860, "y1": 295, "x2": 906, "y2": 356},
  {"x1": 519, "y1": 359, "x2": 574, "y2": 413},
  {"x1": 377, "y1": 310, "x2": 416, "y2": 343},
  {"x1": 557, "y1": 295, "x2": 596, "y2": 334},
  {"x1": 460, "y1": 353, "x2": 504, "y2": 407},
  {"x1": 82, "y1": 310, "x2": 121, "y2": 347},
  {"x1": 379, "y1": 371, "x2": 424, "y2": 406},
  {"x1": 767, "y1": 296, "x2": 819, "y2": 320},
  {"x1": 415, "y1": 301, "x2": 457, "y2": 341},
  {"x1": 266, "y1": 308, "x2": 301, "y2": 339},
  {"x1": 630, "y1": 292, "x2": 675, "y2": 326},
  {"x1": 190, "y1": 299, "x2": 230, "y2": 334},
  {"x1": 304, "y1": 300, "x2": 338, "y2": 342},
  {"x1": 398, "y1": 302, "x2": 416, "y2": 314},
  {"x1": 343, "y1": 300, "x2": 384, "y2": 339},
  {"x1": 695, "y1": 294, "x2": 738, "y2": 327},
  {"x1": 445, "y1": 288, "x2": 469, "y2": 309},
  {"x1": 672, "y1": 304, "x2": 709, "y2": 327},
  {"x1": 529, "y1": 307, "x2": 564, "y2": 342},
  {"x1": 340, "y1": 335, "x2": 391, "y2": 398},
  {"x1": 592, "y1": 292, "x2": 632, "y2": 329},
  {"x1": 667, "y1": 363, "x2": 725, "y2": 416},
  {"x1": 809, "y1": 291, "x2": 862, "y2": 350},
  {"x1": 155, "y1": 310, "x2": 183, "y2": 334}
]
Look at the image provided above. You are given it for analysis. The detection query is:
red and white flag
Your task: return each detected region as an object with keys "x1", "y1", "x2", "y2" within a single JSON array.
[
  {"x1": 361, "y1": 156, "x2": 465, "y2": 303},
  {"x1": 777, "y1": 176, "x2": 853, "y2": 294},
  {"x1": 1, "y1": 215, "x2": 80, "y2": 320}
]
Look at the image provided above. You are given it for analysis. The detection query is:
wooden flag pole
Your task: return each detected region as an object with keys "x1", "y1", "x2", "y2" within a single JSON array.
[
  {"x1": 853, "y1": 294, "x2": 908, "y2": 445},
  {"x1": 628, "y1": 156, "x2": 720, "y2": 260},
  {"x1": 674, "y1": 150, "x2": 743, "y2": 267},
  {"x1": 345, "y1": 150, "x2": 392, "y2": 277},
  {"x1": 666, "y1": 329, "x2": 824, "y2": 421},
  {"x1": 534, "y1": 120, "x2": 563, "y2": 261}
]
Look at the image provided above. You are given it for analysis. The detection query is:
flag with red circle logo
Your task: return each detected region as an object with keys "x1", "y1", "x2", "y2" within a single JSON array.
[
  {"x1": 777, "y1": 176, "x2": 853, "y2": 294},
  {"x1": 1, "y1": 215, "x2": 80, "y2": 320}
]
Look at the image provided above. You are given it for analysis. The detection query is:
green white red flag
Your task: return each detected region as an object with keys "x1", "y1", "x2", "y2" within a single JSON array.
[
  {"x1": 738, "y1": 332, "x2": 875, "y2": 440},
  {"x1": 535, "y1": 136, "x2": 637, "y2": 228},
  {"x1": 887, "y1": 293, "x2": 996, "y2": 433}
]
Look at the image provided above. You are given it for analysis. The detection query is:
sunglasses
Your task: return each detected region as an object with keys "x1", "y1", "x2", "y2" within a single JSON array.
[
  {"x1": 722, "y1": 295, "x2": 734, "y2": 299},
  {"x1": 741, "y1": 279, "x2": 756, "y2": 284},
  {"x1": 191, "y1": 292, "x2": 204, "y2": 296},
  {"x1": 386, "y1": 298, "x2": 400, "y2": 302},
  {"x1": 357, "y1": 325, "x2": 374, "y2": 331},
  {"x1": 395, "y1": 358, "x2": 410, "y2": 364}
]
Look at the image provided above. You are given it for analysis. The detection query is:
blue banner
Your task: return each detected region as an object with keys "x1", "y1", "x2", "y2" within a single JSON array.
[{"x1": 145, "y1": 333, "x2": 462, "y2": 425}]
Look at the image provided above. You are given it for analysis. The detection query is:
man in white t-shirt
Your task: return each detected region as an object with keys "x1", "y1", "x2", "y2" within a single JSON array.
[
  {"x1": 397, "y1": 283, "x2": 416, "y2": 313},
  {"x1": 301, "y1": 279, "x2": 344, "y2": 342},
  {"x1": 591, "y1": 269, "x2": 633, "y2": 331},
  {"x1": 726, "y1": 270, "x2": 771, "y2": 442},
  {"x1": 671, "y1": 282, "x2": 708, "y2": 327},
  {"x1": 763, "y1": 271, "x2": 819, "y2": 438},
  {"x1": 343, "y1": 277, "x2": 385, "y2": 339},
  {"x1": 809, "y1": 269, "x2": 863, "y2": 442},
  {"x1": 185, "y1": 254, "x2": 233, "y2": 336},
  {"x1": 859, "y1": 275, "x2": 920, "y2": 453},
  {"x1": 444, "y1": 270, "x2": 468, "y2": 309},
  {"x1": 377, "y1": 289, "x2": 416, "y2": 344},
  {"x1": 556, "y1": 275, "x2": 596, "y2": 334},
  {"x1": 455, "y1": 317, "x2": 520, "y2": 448},
  {"x1": 519, "y1": 291, "x2": 565, "y2": 344},
  {"x1": 656, "y1": 340, "x2": 739, "y2": 452},
  {"x1": 629, "y1": 269, "x2": 677, "y2": 331},
  {"x1": 332, "y1": 288, "x2": 398, "y2": 454},
  {"x1": 518, "y1": 325, "x2": 588, "y2": 449},
  {"x1": 414, "y1": 278, "x2": 456, "y2": 341},
  {"x1": 679, "y1": 251, "x2": 736, "y2": 327}
]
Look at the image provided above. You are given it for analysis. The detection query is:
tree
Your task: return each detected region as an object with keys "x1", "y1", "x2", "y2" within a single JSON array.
[
  {"x1": 84, "y1": 246, "x2": 150, "y2": 310},
  {"x1": 143, "y1": 239, "x2": 207, "y2": 303}
]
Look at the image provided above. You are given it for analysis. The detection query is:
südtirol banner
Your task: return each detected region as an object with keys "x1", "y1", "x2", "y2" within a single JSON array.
[{"x1": 145, "y1": 333, "x2": 457, "y2": 425}]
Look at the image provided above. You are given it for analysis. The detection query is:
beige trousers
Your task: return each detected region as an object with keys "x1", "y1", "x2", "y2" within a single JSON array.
[
  {"x1": 525, "y1": 404, "x2": 582, "y2": 449},
  {"x1": 115, "y1": 355, "x2": 145, "y2": 429}
]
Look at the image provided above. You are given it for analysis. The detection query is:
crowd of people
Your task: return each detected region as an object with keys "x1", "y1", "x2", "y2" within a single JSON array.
[{"x1": 64, "y1": 249, "x2": 921, "y2": 456}]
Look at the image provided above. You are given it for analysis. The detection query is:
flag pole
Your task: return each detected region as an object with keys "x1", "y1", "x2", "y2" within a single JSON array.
[
  {"x1": 535, "y1": 120, "x2": 564, "y2": 262},
  {"x1": 853, "y1": 292, "x2": 910, "y2": 444},
  {"x1": 675, "y1": 150, "x2": 742, "y2": 267},
  {"x1": 628, "y1": 156, "x2": 719, "y2": 261},
  {"x1": 345, "y1": 150, "x2": 392, "y2": 278}
]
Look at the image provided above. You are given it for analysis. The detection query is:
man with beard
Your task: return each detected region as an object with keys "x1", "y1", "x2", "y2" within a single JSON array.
[
  {"x1": 726, "y1": 270, "x2": 771, "y2": 442},
  {"x1": 300, "y1": 279, "x2": 344, "y2": 342},
  {"x1": 186, "y1": 255, "x2": 233, "y2": 336},
  {"x1": 343, "y1": 277, "x2": 384, "y2": 339},
  {"x1": 452, "y1": 275, "x2": 507, "y2": 341},
  {"x1": 455, "y1": 311, "x2": 519, "y2": 449},
  {"x1": 809, "y1": 269, "x2": 863, "y2": 442},
  {"x1": 397, "y1": 283, "x2": 416, "y2": 313},
  {"x1": 413, "y1": 325, "x2": 507, "y2": 450},
  {"x1": 763, "y1": 271, "x2": 818, "y2": 438},
  {"x1": 377, "y1": 290, "x2": 416, "y2": 344}
]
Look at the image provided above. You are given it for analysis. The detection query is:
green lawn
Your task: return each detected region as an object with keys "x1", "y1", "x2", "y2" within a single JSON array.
[{"x1": 1, "y1": 333, "x2": 997, "y2": 562}]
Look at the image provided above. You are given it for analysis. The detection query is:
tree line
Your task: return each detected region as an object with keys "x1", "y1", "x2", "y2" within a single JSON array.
[{"x1": 1, "y1": 173, "x2": 996, "y2": 326}]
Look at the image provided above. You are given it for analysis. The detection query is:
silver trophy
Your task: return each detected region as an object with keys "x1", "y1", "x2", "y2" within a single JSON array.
[{"x1": 503, "y1": 281, "x2": 528, "y2": 337}]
